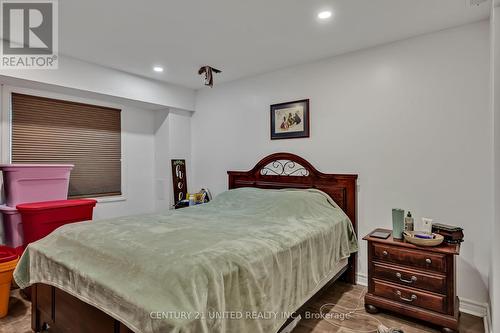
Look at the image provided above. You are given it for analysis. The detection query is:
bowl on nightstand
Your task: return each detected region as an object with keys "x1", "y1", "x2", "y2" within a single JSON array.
[{"x1": 403, "y1": 231, "x2": 444, "y2": 247}]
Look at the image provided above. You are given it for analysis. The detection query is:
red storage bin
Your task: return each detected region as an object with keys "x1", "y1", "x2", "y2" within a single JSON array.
[{"x1": 17, "y1": 199, "x2": 97, "y2": 245}]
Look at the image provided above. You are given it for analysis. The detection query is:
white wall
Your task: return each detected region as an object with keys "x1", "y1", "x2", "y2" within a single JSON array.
[
  {"x1": 154, "y1": 110, "x2": 171, "y2": 212},
  {"x1": 491, "y1": 2, "x2": 500, "y2": 331},
  {"x1": 167, "y1": 109, "x2": 193, "y2": 199},
  {"x1": 192, "y1": 21, "x2": 492, "y2": 306},
  {"x1": 153, "y1": 108, "x2": 193, "y2": 212}
]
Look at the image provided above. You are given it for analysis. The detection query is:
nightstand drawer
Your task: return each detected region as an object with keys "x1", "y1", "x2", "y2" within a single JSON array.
[
  {"x1": 373, "y1": 243, "x2": 446, "y2": 272},
  {"x1": 372, "y1": 279, "x2": 447, "y2": 314},
  {"x1": 372, "y1": 262, "x2": 447, "y2": 294}
]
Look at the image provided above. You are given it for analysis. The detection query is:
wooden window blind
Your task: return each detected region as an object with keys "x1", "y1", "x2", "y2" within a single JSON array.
[{"x1": 11, "y1": 93, "x2": 122, "y2": 198}]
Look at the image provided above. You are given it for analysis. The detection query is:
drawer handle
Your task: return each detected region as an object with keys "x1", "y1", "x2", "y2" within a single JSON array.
[
  {"x1": 41, "y1": 322, "x2": 50, "y2": 332},
  {"x1": 425, "y1": 258, "x2": 432, "y2": 264},
  {"x1": 396, "y1": 273, "x2": 417, "y2": 284},
  {"x1": 396, "y1": 290, "x2": 417, "y2": 302},
  {"x1": 382, "y1": 251, "x2": 388, "y2": 256}
]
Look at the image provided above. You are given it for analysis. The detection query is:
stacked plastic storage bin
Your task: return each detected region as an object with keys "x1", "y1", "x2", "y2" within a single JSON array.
[
  {"x1": 0, "y1": 164, "x2": 75, "y2": 251},
  {"x1": 1, "y1": 164, "x2": 98, "y2": 251},
  {"x1": 0, "y1": 164, "x2": 97, "y2": 316},
  {"x1": 17, "y1": 199, "x2": 96, "y2": 244}
]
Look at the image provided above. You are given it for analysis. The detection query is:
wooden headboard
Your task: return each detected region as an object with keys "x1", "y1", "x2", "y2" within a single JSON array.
[{"x1": 227, "y1": 152, "x2": 358, "y2": 284}]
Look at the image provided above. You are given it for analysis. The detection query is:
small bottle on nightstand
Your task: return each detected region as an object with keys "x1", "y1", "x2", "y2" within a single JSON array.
[{"x1": 405, "y1": 211, "x2": 414, "y2": 231}]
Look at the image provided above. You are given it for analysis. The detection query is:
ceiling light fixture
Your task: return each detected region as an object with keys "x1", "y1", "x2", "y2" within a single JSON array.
[
  {"x1": 317, "y1": 11, "x2": 332, "y2": 20},
  {"x1": 153, "y1": 66, "x2": 164, "y2": 73}
]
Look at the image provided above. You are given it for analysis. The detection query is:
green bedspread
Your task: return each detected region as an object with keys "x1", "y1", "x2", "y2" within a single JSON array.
[{"x1": 14, "y1": 188, "x2": 357, "y2": 333}]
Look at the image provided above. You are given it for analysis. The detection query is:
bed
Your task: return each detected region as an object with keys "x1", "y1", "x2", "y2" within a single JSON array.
[{"x1": 14, "y1": 152, "x2": 358, "y2": 333}]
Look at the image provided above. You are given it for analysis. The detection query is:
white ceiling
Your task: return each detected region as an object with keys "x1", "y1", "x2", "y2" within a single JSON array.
[{"x1": 59, "y1": 0, "x2": 490, "y2": 89}]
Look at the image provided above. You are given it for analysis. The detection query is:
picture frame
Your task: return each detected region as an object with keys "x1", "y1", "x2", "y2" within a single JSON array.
[{"x1": 270, "y1": 99, "x2": 310, "y2": 140}]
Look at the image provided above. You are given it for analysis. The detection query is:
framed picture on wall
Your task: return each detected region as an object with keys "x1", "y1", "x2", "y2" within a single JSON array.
[{"x1": 270, "y1": 99, "x2": 310, "y2": 140}]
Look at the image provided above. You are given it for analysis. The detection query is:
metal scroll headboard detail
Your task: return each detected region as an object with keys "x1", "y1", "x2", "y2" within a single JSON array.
[{"x1": 260, "y1": 159, "x2": 310, "y2": 176}]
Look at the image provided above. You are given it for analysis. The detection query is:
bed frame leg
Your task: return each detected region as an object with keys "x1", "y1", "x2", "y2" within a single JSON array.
[
  {"x1": 343, "y1": 254, "x2": 357, "y2": 285},
  {"x1": 31, "y1": 284, "x2": 40, "y2": 332}
]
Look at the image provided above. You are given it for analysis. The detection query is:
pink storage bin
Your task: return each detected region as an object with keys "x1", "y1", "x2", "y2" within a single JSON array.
[
  {"x1": 0, "y1": 205, "x2": 24, "y2": 248},
  {"x1": 0, "y1": 164, "x2": 74, "y2": 207}
]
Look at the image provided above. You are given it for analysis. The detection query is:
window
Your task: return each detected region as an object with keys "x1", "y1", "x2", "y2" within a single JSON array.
[{"x1": 11, "y1": 93, "x2": 122, "y2": 198}]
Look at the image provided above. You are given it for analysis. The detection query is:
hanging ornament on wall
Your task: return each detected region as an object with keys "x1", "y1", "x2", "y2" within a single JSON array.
[{"x1": 198, "y1": 65, "x2": 222, "y2": 88}]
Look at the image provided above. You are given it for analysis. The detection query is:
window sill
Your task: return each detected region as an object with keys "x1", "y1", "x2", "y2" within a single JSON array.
[{"x1": 92, "y1": 195, "x2": 127, "y2": 203}]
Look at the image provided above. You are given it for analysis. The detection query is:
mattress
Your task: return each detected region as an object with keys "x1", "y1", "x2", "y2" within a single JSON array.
[{"x1": 14, "y1": 187, "x2": 358, "y2": 333}]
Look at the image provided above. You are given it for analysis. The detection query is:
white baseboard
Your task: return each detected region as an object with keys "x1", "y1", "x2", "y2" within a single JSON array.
[
  {"x1": 356, "y1": 273, "x2": 368, "y2": 286},
  {"x1": 483, "y1": 303, "x2": 492, "y2": 333},
  {"x1": 355, "y1": 273, "x2": 491, "y2": 333},
  {"x1": 460, "y1": 297, "x2": 489, "y2": 317}
]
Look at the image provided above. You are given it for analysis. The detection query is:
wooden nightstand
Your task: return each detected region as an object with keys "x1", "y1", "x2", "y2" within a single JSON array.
[{"x1": 363, "y1": 229, "x2": 461, "y2": 333}]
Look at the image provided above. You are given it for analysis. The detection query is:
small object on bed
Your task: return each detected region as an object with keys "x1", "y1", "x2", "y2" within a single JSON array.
[
  {"x1": 173, "y1": 199, "x2": 190, "y2": 209},
  {"x1": 190, "y1": 189, "x2": 212, "y2": 204},
  {"x1": 403, "y1": 231, "x2": 444, "y2": 247},
  {"x1": 188, "y1": 194, "x2": 195, "y2": 206}
]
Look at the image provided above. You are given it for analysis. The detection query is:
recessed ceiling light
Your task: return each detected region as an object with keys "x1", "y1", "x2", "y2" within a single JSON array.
[
  {"x1": 317, "y1": 11, "x2": 332, "y2": 20},
  {"x1": 153, "y1": 66, "x2": 164, "y2": 73}
]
